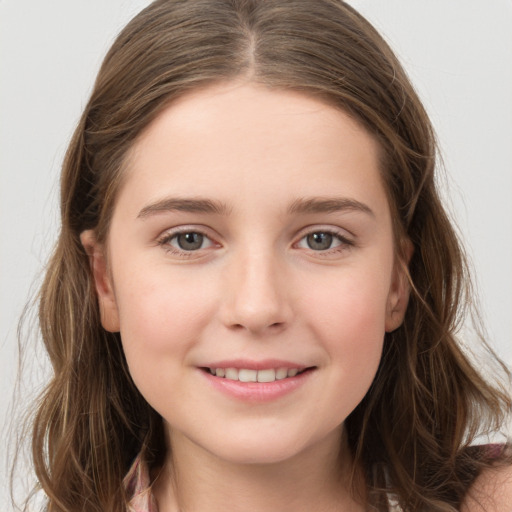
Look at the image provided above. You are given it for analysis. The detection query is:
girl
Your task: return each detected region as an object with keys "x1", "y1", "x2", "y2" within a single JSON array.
[{"x1": 17, "y1": 0, "x2": 512, "y2": 510}]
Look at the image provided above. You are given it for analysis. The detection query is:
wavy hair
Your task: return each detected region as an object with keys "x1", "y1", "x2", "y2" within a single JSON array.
[{"x1": 17, "y1": 1, "x2": 510, "y2": 510}]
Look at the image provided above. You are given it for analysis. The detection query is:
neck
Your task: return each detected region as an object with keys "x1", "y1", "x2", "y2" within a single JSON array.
[{"x1": 152, "y1": 427, "x2": 365, "y2": 512}]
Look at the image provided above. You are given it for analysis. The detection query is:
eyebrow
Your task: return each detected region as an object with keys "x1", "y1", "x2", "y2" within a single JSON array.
[
  {"x1": 287, "y1": 197, "x2": 375, "y2": 217},
  {"x1": 137, "y1": 195, "x2": 374, "y2": 219},
  {"x1": 137, "y1": 197, "x2": 230, "y2": 218}
]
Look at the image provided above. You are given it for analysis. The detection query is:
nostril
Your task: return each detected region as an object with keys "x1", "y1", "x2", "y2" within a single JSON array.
[{"x1": 228, "y1": 320, "x2": 287, "y2": 334}]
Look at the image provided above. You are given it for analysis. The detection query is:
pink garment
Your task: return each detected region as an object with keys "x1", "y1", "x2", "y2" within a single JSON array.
[{"x1": 124, "y1": 455, "x2": 158, "y2": 512}]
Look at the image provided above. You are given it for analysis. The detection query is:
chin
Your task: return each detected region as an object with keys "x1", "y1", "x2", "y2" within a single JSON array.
[
  {"x1": 212, "y1": 439, "x2": 307, "y2": 466},
  {"x1": 198, "y1": 424, "x2": 340, "y2": 467}
]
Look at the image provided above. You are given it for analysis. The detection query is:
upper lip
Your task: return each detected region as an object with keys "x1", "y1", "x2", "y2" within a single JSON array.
[{"x1": 200, "y1": 359, "x2": 311, "y2": 371}]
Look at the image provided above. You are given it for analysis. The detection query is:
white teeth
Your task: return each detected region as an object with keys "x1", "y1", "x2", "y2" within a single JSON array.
[
  {"x1": 208, "y1": 367, "x2": 304, "y2": 382},
  {"x1": 276, "y1": 368, "x2": 288, "y2": 380},
  {"x1": 225, "y1": 368, "x2": 239, "y2": 380},
  {"x1": 257, "y1": 369, "x2": 276, "y2": 383},
  {"x1": 239, "y1": 369, "x2": 258, "y2": 382}
]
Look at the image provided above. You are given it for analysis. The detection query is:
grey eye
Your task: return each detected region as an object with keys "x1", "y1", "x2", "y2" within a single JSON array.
[
  {"x1": 306, "y1": 232, "x2": 334, "y2": 251},
  {"x1": 175, "y1": 232, "x2": 205, "y2": 251}
]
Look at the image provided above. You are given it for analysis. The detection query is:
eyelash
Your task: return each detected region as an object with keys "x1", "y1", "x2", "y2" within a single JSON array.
[
  {"x1": 156, "y1": 227, "x2": 354, "y2": 258},
  {"x1": 295, "y1": 228, "x2": 354, "y2": 256},
  {"x1": 157, "y1": 228, "x2": 216, "y2": 258}
]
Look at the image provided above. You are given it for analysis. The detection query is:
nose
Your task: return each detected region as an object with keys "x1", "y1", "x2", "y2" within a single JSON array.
[{"x1": 220, "y1": 249, "x2": 292, "y2": 335}]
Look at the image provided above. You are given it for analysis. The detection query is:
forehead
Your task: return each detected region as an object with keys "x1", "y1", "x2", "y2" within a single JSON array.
[{"x1": 118, "y1": 82, "x2": 389, "y2": 219}]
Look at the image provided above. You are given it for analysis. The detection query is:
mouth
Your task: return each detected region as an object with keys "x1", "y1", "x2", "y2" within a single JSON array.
[{"x1": 201, "y1": 366, "x2": 314, "y2": 383}]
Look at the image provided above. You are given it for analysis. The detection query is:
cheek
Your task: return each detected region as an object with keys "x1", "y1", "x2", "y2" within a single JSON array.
[
  {"x1": 111, "y1": 267, "x2": 222, "y2": 415},
  {"x1": 112, "y1": 265, "x2": 219, "y2": 381},
  {"x1": 324, "y1": 292, "x2": 385, "y2": 384},
  {"x1": 303, "y1": 263, "x2": 391, "y2": 380},
  {"x1": 307, "y1": 262, "x2": 390, "y2": 337}
]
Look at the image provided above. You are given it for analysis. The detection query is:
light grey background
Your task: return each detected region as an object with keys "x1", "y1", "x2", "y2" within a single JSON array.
[{"x1": 1, "y1": 1, "x2": 511, "y2": 508}]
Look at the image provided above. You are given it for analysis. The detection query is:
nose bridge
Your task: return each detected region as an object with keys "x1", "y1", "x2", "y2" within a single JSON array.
[{"x1": 222, "y1": 242, "x2": 291, "y2": 334}]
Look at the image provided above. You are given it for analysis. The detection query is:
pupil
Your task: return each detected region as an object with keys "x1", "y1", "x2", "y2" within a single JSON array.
[
  {"x1": 307, "y1": 232, "x2": 332, "y2": 251},
  {"x1": 178, "y1": 232, "x2": 203, "y2": 250}
]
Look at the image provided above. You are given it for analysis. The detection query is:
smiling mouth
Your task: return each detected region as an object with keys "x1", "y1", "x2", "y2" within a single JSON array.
[{"x1": 201, "y1": 367, "x2": 314, "y2": 383}]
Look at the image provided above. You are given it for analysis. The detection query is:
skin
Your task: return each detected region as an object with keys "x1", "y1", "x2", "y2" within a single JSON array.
[
  {"x1": 461, "y1": 462, "x2": 512, "y2": 512},
  {"x1": 82, "y1": 82, "x2": 412, "y2": 511}
]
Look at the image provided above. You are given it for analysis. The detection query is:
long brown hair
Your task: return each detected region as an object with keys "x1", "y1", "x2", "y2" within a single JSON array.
[{"x1": 18, "y1": 1, "x2": 510, "y2": 510}]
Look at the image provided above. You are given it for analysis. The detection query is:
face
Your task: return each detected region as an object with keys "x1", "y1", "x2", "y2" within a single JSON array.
[{"x1": 82, "y1": 82, "x2": 409, "y2": 466}]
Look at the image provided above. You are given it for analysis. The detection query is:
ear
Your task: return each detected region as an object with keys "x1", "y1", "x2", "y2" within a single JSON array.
[
  {"x1": 80, "y1": 230, "x2": 120, "y2": 333},
  {"x1": 385, "y1": 239, "x2": 413, "y2": 333}
]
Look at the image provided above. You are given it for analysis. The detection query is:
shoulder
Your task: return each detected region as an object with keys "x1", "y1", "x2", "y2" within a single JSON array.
[{"x1": 461, "y1": 463, "x2": 512, "y2": 512}]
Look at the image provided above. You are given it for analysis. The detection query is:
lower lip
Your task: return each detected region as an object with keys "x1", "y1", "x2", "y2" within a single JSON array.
[{"x1": 200, "y1": 368, "x2": 314, "y2": 402}]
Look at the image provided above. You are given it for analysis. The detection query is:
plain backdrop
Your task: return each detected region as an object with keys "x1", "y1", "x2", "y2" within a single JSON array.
[{"x1": 1, "y1": 0, "x2": 511, "y2": 508}]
